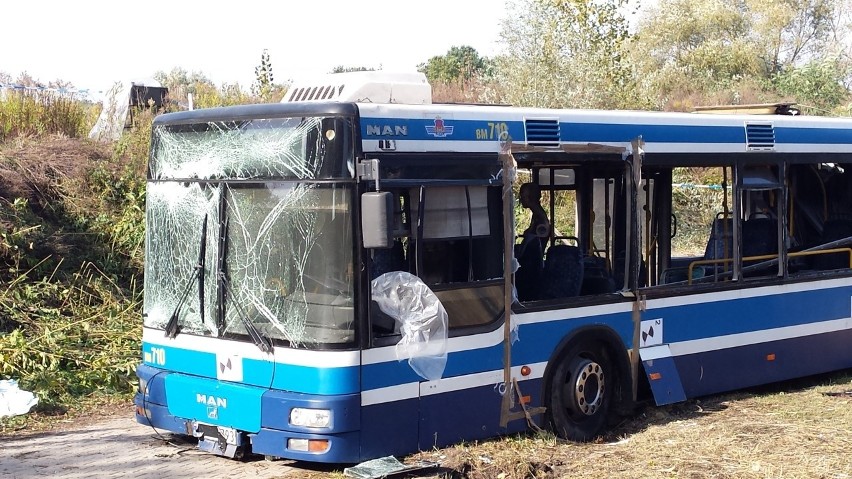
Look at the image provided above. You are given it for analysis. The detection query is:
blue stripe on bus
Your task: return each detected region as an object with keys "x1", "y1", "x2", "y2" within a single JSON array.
[
  {"x1": 647, "y1": 285, "x2": 852, "y2": 344},
  {"x1": 141, "y1": 343, "x2": 360, "y2": 395},
  {"x1": 361, "y1": 314, "x2": 634, "y2": 391},
  {"x1": 513, "y1": 312, "x2": 635, "y2": 365},
  {"x1": 563, "y1": 123, "x2": 744, "y2": 144},
  {"x1": 775, "y1": 126, "x2": 852, "y2": 144},
  {"x1": 360, "y1": 118, "x2": 852, "y2": 145},
  {"x1": 143, "y1": 343, "x2": 216, "y2": 377},
  {"x1": 267, "y1": 360, "x2": 360, "y2": 395}
]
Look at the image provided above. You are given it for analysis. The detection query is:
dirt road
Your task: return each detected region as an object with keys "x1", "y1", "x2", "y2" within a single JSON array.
[{"x1": 0, "y1": 415, "x2": 306, "y2": 478}]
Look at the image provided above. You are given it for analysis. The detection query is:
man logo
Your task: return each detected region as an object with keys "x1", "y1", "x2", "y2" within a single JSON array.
[
  {"x1": 197, "y1": 394, "x2": 226, "y2": 420},
  {"x1": 366, "y1": 124, "x2": 408, "y2": 136}
]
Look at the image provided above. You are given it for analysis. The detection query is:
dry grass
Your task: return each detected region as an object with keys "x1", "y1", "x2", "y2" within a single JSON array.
[
  {"x1": 411, "y1": 370, "x2": 852, "y2": 479},
  {"x1": 301, "y1": 370, "x2": 851, "y2": 479}
]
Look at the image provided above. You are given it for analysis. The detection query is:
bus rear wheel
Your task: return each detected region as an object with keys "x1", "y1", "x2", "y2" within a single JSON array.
[{"x1": 549, "y1": 342, "x2": 612, "y2": 441}]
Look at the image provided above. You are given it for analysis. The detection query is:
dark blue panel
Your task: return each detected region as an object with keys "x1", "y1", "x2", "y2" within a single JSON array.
[
  {"x1": 361, "y1": 360, "x2": 423, "y2": 390},
  {"x1": 360, "y1": 399, "x2": 420, "y2": 461},
  {"x1": 419, "y1": 379, "x2": 544, "y2": 450},
  {"x1": 676, "y1": 328, "x2": 852, "y2": 398},
  {"x1": 134, "y1": 396, "x2": 189, "y2": 435},
  {"x1": 136, "y1": 364, "x2": 168, "y2": 405},
  {"x1": 642, "y1": 357, "x2": 687, "y2": 405}
]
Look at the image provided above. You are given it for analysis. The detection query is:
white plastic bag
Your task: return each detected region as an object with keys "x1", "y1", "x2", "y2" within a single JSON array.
[
  {"x1": 0, "y1": 379, "x2": 39, "y2": 418},
  {"x1": 371, "y1": 272, "x2": 448, "y2": 381}
]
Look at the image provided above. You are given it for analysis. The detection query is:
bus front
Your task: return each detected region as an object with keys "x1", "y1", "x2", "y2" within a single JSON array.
[{"x1": 134, "y1": 103, "x2": 362, "y2": 463}]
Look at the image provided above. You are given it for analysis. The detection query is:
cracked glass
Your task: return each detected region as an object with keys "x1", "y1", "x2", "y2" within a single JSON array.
[{"x1": 143, "y1": 116, "x2": 355, "y2": 346}]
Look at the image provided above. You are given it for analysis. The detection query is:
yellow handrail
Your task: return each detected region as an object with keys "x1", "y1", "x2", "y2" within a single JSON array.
[{"x1": 687, "y1": 248, "x2": 852, "y2": 284}]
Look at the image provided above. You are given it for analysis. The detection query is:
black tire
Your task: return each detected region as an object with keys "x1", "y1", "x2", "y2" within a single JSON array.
[{"x1": 548, "y1": 341, "x2": 613, "y2": 441}]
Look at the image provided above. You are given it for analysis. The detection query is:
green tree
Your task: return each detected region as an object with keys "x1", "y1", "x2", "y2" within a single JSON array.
[
  {"x1": 418, "y1": 46, "x2": 492, "y2": 85},
  {"x1": 492, "y1": 0, "x2": 646, "y2": 109},
  {"x1": 629, "y1": 0, "x2": 852, "y2": 110},
  {"x1": 770, "y1": 58, "x2": 850, "y2": 111},
  {"x1": 629, "y1": 0, "x2": 762, "y2": 105},
  {"x1": 748, "y1": 0, "x2": 841, "y2": 74},
  {"x1": 154, "y1": 67, "x2": 215, "y2": 108},
  {"x1": 252, "y1": 49, "x2": 275, "y2": 102}
]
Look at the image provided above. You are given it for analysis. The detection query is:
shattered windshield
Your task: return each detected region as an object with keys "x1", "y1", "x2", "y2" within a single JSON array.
[
  {"x1": 150, "y1": 116, "x2": 353, "y2": 180},
  {"x1": 143, "y1": 115, "x2": 356, "y2": 346},
  {"x1": 222, "y1": 184, "x2": 354, "y2": 344}
]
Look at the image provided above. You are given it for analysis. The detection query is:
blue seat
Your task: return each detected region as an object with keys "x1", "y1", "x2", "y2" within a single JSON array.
[{"x1": 540, "y1": 245, "x2": 584, "y2": 300}]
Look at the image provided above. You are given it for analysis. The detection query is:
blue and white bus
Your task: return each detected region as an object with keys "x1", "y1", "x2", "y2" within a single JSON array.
[{"x1": 135, "y1": 72, "x2": 852, "y2": 463}]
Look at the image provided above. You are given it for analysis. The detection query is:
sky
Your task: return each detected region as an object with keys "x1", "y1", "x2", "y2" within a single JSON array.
[{"x1": 1, "y1": 0, "x2": 509, "y2": 95}]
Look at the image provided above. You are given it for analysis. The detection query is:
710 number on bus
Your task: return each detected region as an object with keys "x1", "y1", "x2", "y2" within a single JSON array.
[{"x1": 475, "y1": 122, "x2": 508, "y2": 140}]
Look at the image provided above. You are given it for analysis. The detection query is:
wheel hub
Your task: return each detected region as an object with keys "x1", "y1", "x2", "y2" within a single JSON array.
[{"x1": 573, "y1": 359, "x2": 605, "y2": 415}]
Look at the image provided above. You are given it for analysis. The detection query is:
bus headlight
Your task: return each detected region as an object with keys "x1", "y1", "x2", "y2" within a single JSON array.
[
  {"x1": 289, "y1": 408, "x2": 331, "y2": 428},
  {"x1": 138, "y1": 377, "x2": 149, "y2": 395}
]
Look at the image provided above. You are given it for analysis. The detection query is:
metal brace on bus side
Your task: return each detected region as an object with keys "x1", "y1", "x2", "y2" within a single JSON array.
[{"x1": 357, "y1": 158, "x2": 381, "y2": 191}]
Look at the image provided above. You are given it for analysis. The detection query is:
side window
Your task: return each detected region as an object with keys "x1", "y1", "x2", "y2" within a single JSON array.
[
  {"x1": 514, "y1": 165, "x2": 628, "y2": 303},
  {"x1": 787, "y1": 162, "x2": 852, "y2": 275},
  {"x1": 645, "y1": 165, "x2": 736, "y2": 287},
  {"x1": 370, "y1": 185, "x2": 504, "y2": 334},
  {"x1": 737, "y1": 164, "x2": 784, "y2": 280}
]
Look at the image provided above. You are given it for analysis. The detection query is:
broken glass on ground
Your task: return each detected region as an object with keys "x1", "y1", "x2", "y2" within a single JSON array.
[{"x1": 343, "y1": 456, "x2": 440, "y2": 479}]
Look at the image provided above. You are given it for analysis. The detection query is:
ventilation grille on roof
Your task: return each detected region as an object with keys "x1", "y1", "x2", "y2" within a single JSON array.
[
  {"x1": 525, "y1": 119, "x2": 560, "y2": 146},
  {"x1": 745, "y1": 122, "x2": 775, "y2": 151},
  {"x1": 287, "y1": 85, "x2": 343, "y2": 102}
]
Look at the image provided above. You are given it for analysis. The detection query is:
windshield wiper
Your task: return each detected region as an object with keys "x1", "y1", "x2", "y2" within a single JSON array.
[
  {"x1": 165, "y1": 214, "x2": 207, "y2": 338},
  {"x1": 219, "y1": 275, "x2": 273, "y2": 353}
]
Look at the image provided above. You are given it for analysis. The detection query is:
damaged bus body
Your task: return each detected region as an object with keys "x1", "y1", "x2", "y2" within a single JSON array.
[{"x1": 136, "y1": 72, "x2": 852, "y2": 463}]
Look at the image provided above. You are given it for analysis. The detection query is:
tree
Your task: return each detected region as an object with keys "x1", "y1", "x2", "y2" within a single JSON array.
[
  {"x1": 748, "y1": 0, "x2": 841, "y2": 74},
  {"x1": 629, "y1": 0, "x2": 762, "y2": 105},
  {"x1": 154, "y1": 67, "x2": 215, "y2": 107},
  {"x1": 252, "y1": 49, "x2": 275, "y2": 102},
  {"x1": 417, "y1": 46, "x2": 492, "y2": 85},
  {"x1": 491, "y1": 0, "x2": 646, "y2": 109},
  {"x1": 770, "y1": 58, "x2": 849, "y2": 111},
  {"x1": 629, "y1": 0, "x2": 852, "y2": 110}
]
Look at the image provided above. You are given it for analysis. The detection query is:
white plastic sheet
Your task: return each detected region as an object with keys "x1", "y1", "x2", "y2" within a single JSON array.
[
  {"x1": 0, "y1": 379, "x2": 38, "y2": 418},
  {"x1": 371, "y1": 272, "x2": 448, "y2": 381}
]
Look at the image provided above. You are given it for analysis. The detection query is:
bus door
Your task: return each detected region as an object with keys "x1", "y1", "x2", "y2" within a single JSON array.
[{"x1": 361, "y1": 178, "x2": 509, "y2": 452}]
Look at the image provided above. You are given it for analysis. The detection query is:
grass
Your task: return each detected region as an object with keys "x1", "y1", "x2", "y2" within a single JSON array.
[
  {"x1": 291, "y1": 370, "x2": 851, "y2": 479},
  {"x1": 415, "y1": 370, "x2": 852, "y2": 479},
  {"x1": 0, "y1": 89, "x2": 92, "y2": 141}
]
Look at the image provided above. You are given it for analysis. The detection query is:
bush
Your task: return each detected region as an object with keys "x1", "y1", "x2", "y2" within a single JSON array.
[{"x1": 0, "y1": 90, "x2": 91, "y2": 141}]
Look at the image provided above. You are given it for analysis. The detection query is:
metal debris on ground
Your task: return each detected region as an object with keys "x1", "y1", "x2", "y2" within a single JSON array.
[
  {"x1": 822, "y1": 390, "x2": 852, "y2": 398},
  {"x1": 343, "y1": 456, "x2": 440, "y2": 478}
]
